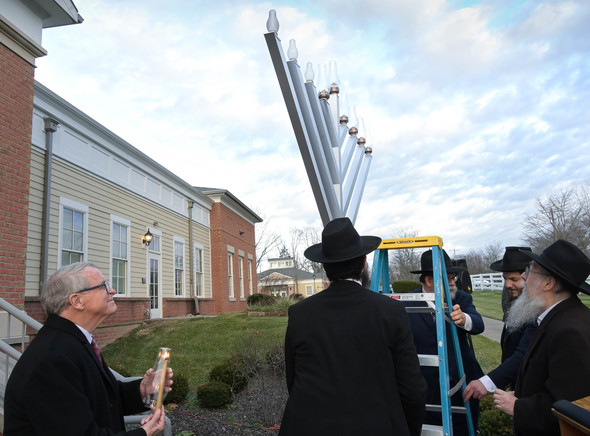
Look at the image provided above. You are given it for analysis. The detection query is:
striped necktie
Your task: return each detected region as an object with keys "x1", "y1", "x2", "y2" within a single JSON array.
[{"x1": 91, "y1": 337, "x2": 103, "y2": 364}]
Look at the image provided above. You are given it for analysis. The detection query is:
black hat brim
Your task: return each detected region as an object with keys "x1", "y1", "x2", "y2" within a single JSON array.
[
  {"x1": 520, "y1": 249, "x2": 590, "y2": 295},
  {"x1": 304, "y1": 236, "x2": 382, "y2": 263}
]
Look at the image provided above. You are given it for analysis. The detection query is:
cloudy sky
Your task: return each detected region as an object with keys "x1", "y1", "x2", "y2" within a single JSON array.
[{"x1": 35, "y1": 0, "x2": 590, "y2": 261}]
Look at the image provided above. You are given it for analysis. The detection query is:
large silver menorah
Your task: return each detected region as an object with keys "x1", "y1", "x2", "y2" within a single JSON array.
[{"x1": 264, "y1": 10, "x2": 373, "y2": 226}]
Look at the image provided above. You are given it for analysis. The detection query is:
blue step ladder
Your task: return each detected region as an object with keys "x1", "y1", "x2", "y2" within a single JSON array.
[{"x1": 369, "y1": 236, "x2": 475, "y2": 436}]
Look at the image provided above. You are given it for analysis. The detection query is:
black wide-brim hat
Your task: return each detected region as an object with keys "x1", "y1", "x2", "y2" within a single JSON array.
[
  {"x1": 304, "y1": 217, "x2": 382, "y2": 263},
  {"x1": 520, "y1": 239, "x2": 590, "y2": 295},
  {"x1": 411, "y1": 249, "x2": 464, "y2": 274},
  {"x1": 490, "y1": 246, "x2": 532, "y2": 272}
]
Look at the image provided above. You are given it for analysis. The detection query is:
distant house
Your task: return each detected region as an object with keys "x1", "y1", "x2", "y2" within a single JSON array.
[{"x1": 257, "y1": 257, "x2": 327, "y2": 298}]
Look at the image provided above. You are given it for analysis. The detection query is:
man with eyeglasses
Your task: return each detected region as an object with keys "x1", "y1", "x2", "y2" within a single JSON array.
[
  {"x1": 406, "y1": 249, "x2": 485, "y2": 436},
  {"x1": 493, "y1": 240, "x2": 590, "y2": 436},
  {"x1": 5, "y1": 262, "x2": 172, "y2": 436},
  {"x1": 464, "y1": 246, "x2": 537, "y2": 401}
]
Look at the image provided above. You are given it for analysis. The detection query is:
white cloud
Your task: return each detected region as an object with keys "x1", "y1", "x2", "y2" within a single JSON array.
[{"x1": 33, "y1": 0, "x2": 590, "y2": 263}]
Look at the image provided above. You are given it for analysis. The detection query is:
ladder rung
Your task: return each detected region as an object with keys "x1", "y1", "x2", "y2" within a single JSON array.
[
  {"x1": 426, "y1": 404, "x2": 468, "y2": 414},
  {"x1": 418, "y1": 354, "x2": 439, "y2": 367},
  {"x1": 386, "y1": 292, "x2": 435, "y2": 301},
  {"x1": 421, "y1": 424, "x2": 444, "y2": 436}
]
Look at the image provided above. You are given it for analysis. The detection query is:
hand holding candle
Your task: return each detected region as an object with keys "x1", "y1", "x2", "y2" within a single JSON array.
[
  {"x1": 155, "y1": 350, "x2": 169, "y2": 409},
  {"x1": 144, "y1": 347, "x2": 172, "y2": 409}
]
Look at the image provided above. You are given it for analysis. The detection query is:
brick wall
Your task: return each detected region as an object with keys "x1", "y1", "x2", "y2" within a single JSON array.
[
  {"x1": 0, "y1": 44, "x2": 35, "y2": 309},
  {"x1": 163, "y1": 298, "x2": 197, "y2": 318},
  {"x1": 207, "y1": 202, "x2": 257, "y2": 314},
  {"x1": 24, "y1": 297, "x2": 151, "y2": 347}
]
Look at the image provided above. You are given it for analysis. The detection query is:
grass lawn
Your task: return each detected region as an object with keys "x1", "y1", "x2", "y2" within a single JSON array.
[
  {"x1": 102, "y1": 313, "x2": 288, "y2": 389},
  {"x1": 472, "y1": 289, "x2": 590, "y2": 321}
]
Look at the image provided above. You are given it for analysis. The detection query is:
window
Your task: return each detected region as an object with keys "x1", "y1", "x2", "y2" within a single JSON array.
[
  {"x1": 111, "y1": 216, "x2": 130, "y2": 295},
  {"x1": 174, "y1": 239, "x2": 185, "y2": 297},
  {"x1": 248, "y1": 258, "x2": 253, "y2": 295},
  {"x1": 194, "y1": 245, "x2": 204, "y2": 297},
  {"x1": 59, "y1": 198, "x2": 88, "y2": 267},
  {"x1": 228, "y1": 252, "x2": 234, "y2": 299},
  {"x1": 239, "y1": 256, "x2": 245, "y2": 299},
  {"x1": 306, "y1": 285, "x2": 313, "y2": 296}
]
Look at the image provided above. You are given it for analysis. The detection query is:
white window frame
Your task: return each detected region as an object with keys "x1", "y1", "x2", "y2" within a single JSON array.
[
  {"x1": 58, "y1": 197, "x2": 88, "y2": 268},
  {"x1": 228, "y1": 245, "x2": 235, "y2": 300},
  {"x1": 173, "y1": 236, "x2": 185, "y2": 297},
  {"x1": 110, "y1": 215, "x2": 130, "y2": 296},
  {"x1": 306, "y1": 285, "x2": 313, "y2": 296},
  {"x1": 248, "y1": 255, "x2": 254, "y2": 296},
  {"x1": 194, "y1": 243, "x2": 204, "y2": 297},
  {"x1": 239, "y1": 252, "x2": 245, "y2": 300}
]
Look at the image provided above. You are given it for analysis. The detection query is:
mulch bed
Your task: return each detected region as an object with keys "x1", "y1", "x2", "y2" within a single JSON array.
[{"x1": 166, "y1": 375, "x2": 288, "y2": 436}]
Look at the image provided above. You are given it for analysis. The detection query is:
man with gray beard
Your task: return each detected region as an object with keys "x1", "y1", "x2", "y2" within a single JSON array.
[
  {"x1": 464, "y1": 247, "x2": 537, "y2": 401},
  {"x1": 493, "y1": 240, "x2": 590, "y2": 436}
]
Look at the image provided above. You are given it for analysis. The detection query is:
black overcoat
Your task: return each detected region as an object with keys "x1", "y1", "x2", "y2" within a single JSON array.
[
  {"x1": 279, "y1": 280, "x2": 427, "y2": 436},
  {"x1": 4, "y1": 314, "x2": 148, "y2": 436},
  {"x1": 514, "y1": 295, "x2": 590, "y2": 436}
]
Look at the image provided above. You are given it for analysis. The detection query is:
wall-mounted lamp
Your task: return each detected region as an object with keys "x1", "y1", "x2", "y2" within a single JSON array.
[
  {"x1": 239, "y1": 229, "x2": 245, "y2": 235},
  {"x1": 143, "y1": 229, "x2": 153, "y2": 247}
]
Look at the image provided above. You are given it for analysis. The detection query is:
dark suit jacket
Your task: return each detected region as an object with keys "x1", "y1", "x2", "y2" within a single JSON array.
[
  {"x1": 405, "y1": 288, "x2": 484, "y2": 435},
  {"x1": 4, "y1": 315, "x2": 148, "y2": 436},
  {"x1": 279, "y1": 280, "x2": 427, "y2": 436},
  {"x1": 488, "y1": 324, "x2": 536, "y2": 390},
  {"x1": 514, "y1": 296, "x2": 590, "y2": 436}
]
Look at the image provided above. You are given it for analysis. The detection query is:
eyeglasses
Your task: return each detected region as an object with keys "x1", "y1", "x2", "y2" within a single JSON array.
[
  {"x1": 447, "y1": 274, "x2": 458, "y2": 282},
  {"x1": 524, "y1": 264, "x2": 549, "y2": 277},
  {"x1": 77, "y1": 281, "x2": 111, "y2": 294}
]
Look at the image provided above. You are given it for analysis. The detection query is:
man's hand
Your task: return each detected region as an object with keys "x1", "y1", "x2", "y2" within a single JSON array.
[
  {"x1": 140, "y1": 367, "x2": 174, "y2": 400},
  {"x1": 450, "y1": 304, "x2": 466, "y2": 327},
  {"x1": 464, "y1": 379, "x2": 489, "y2": 401},
  {"x1": 493, "y1": 389, "x2": 517, "y2": 416},
  {"x1": 141, "y1": 406, "x2": 166, "y2": 436}
]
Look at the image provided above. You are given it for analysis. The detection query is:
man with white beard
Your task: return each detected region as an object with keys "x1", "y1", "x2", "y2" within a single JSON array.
[
  {"x1": 464, "y1": 246, "x2": 538, "y2": 401},
  {"x1": 406, "y1": 249, "x2": 484, "y2": 436},
  {"x1": 493, "y1": 240, "x2": 590, "y2": 436}
]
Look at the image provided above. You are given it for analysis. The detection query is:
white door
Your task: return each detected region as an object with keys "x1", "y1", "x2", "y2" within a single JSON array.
[{"x1": 148, "y1": 253, "x2": 161, "y2": 318}]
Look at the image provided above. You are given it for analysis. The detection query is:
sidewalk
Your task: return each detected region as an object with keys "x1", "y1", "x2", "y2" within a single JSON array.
[{"x1": 481, "y1": 316, "x2": 503, "y2": 342}]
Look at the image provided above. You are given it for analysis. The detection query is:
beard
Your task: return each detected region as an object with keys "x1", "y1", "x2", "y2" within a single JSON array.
[{"x1": 505, "y1": 283, "x2": 545, "y2": 332}]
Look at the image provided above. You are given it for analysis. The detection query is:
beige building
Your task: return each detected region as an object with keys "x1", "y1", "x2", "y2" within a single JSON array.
[{"x1": 257, "y1": 257, "x2": 327, "y2": 298}]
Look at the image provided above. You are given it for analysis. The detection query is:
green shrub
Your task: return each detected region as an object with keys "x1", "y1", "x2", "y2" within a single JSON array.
[
  {"x1": 164, "y1": 373, "x2": 189, "y2": 405},
  {"x1": 289, "y1": 293, "x2": 304, "y2": 301},
  {"x1": 247, "y1": 293, "x2": 276, "y2": 307},
  {"x1": 478, "y1": 395, "x2": 513, "y2": 435},
  {"x1": 391, "y1": 280, "x2": 421, "y2": 293},
  {"x1": 209, "y1": 361, "x2": 248, "y2": 394},
  {"x1": 196, "y1": 381, "x2": 233, "y2": 408}
]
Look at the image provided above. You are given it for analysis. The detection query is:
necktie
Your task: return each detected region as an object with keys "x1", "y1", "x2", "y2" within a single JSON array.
[{"x1": 91, "y1": 337, "x2": 103, "y2": 364}]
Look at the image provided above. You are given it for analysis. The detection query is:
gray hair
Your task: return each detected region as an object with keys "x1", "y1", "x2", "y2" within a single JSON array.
[{"x1": 41, "y1": 262, "x2": 98, "y2": 315}]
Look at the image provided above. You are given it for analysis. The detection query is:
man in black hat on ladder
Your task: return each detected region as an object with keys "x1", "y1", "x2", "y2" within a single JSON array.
[
  {"x1": 407, "y1": 248, "x2": 485, "y2": 436},
  {"x1": 278, "y1": 217, "x2": 427, "y2": 436}
]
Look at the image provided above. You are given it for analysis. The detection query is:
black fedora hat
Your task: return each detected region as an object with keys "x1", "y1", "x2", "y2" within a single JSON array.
[
  {"x1": 490, "y1": 246, "x2": 532, "y2": 272},
  {"x1": 411, "y1": 249, "x2": 463, "y2": 275},
  {"x1": 304, "y1": 217, "x2": 382, "y2": 263},
  {"x1": 520, "y1": 240, "x2": 590, "y2": 295}
]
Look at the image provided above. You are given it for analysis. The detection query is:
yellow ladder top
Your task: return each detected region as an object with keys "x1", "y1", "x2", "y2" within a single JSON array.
[{"x1": 377, "y1": 236, "x2": 444, "y2": 250}]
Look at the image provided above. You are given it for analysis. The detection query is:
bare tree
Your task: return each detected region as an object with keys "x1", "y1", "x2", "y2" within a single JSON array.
[
  {"x1": 462, "y1": 242, "x2": 503, "y2": 274},
  {"x1": 522, "y1": 187, "x2": 590, "y2": 256},
  {"x1": 255, "y1": 214, "x2": 282, "y2": 272},
  {"x1": 388, "y1": 227, "x2": 422, "y2": 281}
]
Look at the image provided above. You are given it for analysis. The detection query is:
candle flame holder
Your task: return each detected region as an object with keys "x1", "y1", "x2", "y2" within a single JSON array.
[{"x1": 144, "y1": 347, "x2": 171, "y2": 409}]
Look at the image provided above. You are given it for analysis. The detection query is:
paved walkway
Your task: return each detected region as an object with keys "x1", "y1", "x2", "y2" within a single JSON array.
[{"x1": 481, "y1": 316, "x2": 503, "y2": 342}]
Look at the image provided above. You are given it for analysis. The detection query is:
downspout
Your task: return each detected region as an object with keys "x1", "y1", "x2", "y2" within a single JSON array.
[
  {"x1": 188, "y1": 200, "x2": 198, "y2": 314},
  {"x1": 40, "y1": 118, "x2": 59, "y2": 285}
]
